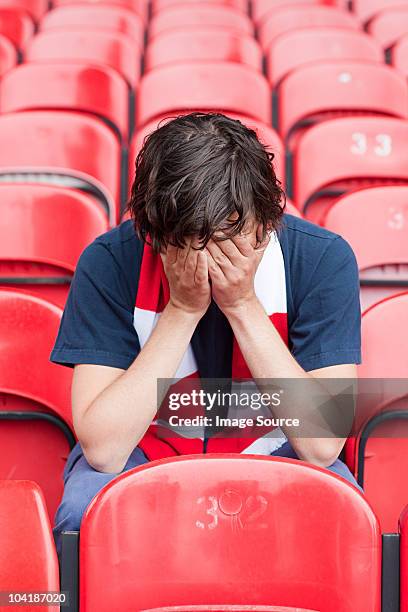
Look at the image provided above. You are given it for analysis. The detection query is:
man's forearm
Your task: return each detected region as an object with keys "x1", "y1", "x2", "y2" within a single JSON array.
[
  {"x1": 225, "y1": 297, "x2": 346, "y2": 466},
  {"x1": 77, "y1": 303, "x2": 201, "y2": 473}
]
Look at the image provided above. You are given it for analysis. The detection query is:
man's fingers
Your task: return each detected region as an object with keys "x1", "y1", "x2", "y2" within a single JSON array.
[
  {"x1": 194, "y1": 250, "x2": 209, "y2": 284},
  {"x1": 165, "y1": 243, "x2": 178, "y2": 265},
  {"x1": 230, "y1": 232, "x2": 254, "y2": 257},
  {"x1": 205, "y1": 240, "x2": 234, "y2": 272},
  {"x1": 204, "y1": 247, "x2": 226, "y2": 280}
]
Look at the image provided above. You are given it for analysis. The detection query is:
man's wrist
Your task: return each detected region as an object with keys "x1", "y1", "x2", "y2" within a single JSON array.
[
  {"x1": 165, "y1": 300, "x2": 206, "y2": 325},
  {"x1": 222, "y1": 295, "x2": 264, "y2": 323}
]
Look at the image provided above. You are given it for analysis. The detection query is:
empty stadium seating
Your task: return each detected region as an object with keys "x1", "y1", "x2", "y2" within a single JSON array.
[
  {"x1": 0, "y1": 289, "x2": 74, "y2": 521},
  {"x1": 368, "y1": 5, "x2": 408, "y2": 51},
  {"x1": 0, "y1": 111, "x2": 121, "y2": 223},
  {"x1": 345, "y1": 292, "x2": 408, "y2": 532},
  {"x1": 252, "y1": 0, "x2": 321, "y2": 25},
  {"x1": 0, "y1": 184, "x2": 108, "y2": 307},
  {"x1": 41, "y1": 4, "x2": 144, "y2": 41},
  {"x1": 144, "y1": 28, "x2": 262, "y2": 72},
  {"x1": 294, "y1": 116, "x2": 408, "y2": 223},
  {"x1": 0, "y1": 33, "x2": 16, "y2": 77},
  {"x1": 26, "y1": 29, "x2": 142, "y2": 89},
  {"x1": 353, "y1": 0, "x2": 406, "y2": 25},
  {"x1": 267, "y1": 28, "x2": 383, "y2": 88},
  {"x1": 0, "y1": 62, "x2": 130, "y2": 143},
  {"x1": 151, "y1": 0, "x2": 248, "y2": 13},
  {"x1": 137, "y1": 62, "x2": 271, "y2": 127},
  {"x1": 279, "y1": 61, "x2": 408, "y2": 150},
  {"x1": 52, "y1": 0, "x2": 147, "y2": 21},
  {"x1": 0, "y1": 0, "x2": 48, "y2": 22},
  {"x1": 0, "y1": 480, "x2": 59, "y2": 611},
  {"x1": 79, "y1": 455, "x2": 381, "y2": 611},
  {"x1": 0, "y1": 7, "x2": 34, "y2": 52},
  {"x1": 149, "y1": 5, "x2": 254, "y2": 40},
  {"x1": 401, "y1": 504, "x2": 408, "y2": 611},
  {"x1": 258, "y1": 4, "x2": 359, "y2": 52},
  {"x1": 323, "y1": 186, "x2": 408, "y2": 309}
]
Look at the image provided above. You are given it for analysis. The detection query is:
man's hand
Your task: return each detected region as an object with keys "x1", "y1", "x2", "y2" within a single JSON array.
[
  {"x1": 161, "y1": 239, "x2": 211, "y2": 317},
  {"x1": 204, "y1": 226, "x2": 270, "y2": 315}
]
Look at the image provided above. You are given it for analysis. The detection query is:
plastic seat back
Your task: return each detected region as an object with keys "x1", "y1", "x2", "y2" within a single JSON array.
[
  {"x1": 252, "y1": 0, "x2": 321, "y2": 25},
  {"x1": 149, "y1": 5, "x2": 253, "y2": 39},
  {"x1": 323, "y1": 186, "x2": 408, "y2": 310},
  {"x1": 0, "y1": 32, "x2": 16, "y2": 77},
  {"x1": 294, "y1": 116, "x2": 408, "y2": 224},
  {"x1": 151, "y1": 0, "x2": 248, "y2": 13},
  {"x1": 0, "y1": 0, "x2": 48, "y2": 22},
  {"x1": 393, "y1": 34, "x2": 408, "y2": 78},
  {"x1": 280, "y1": 61, "x2": 408, "y2": 149},
  {"x1": 52, "y1": 0, "x2": 147, "y2": 21},
  {"x1": 0, "y1": 480, "x2": 59, "y2": 611},
  {"x1": 0, "y1": 289, "x2": 74, "y2": 520},
  {"x1": 353, "y1": 0, "x2": 404, "y2": 25},
  {"x1": 145, "y1": 28, "x2": 262, "y2": 72},
  {"x1": 0, "y1": 184, "x2": 108, "y2": 307},
  {"x1": 26, "y1": 29, "x2": 142, "y2": 88},
  {"x1": 368, "y1": 6, "x2": 408, "y2": 50},
  {"x1": 80, "y1": 455, "x2": 381, "y2": 612},
  {"x1": 401, "y1": 505, "x2": 408, "y2": 612},
  {"x1": 267, "y1": 27, "x2": 382, "y2": 88},
  {"x1": 0, "y1": 110, "x2": 120, "y2": 223},
  {"x1": 0, "y1": 61, "x2": 130, "y2": 143},
  {"x1": 137, "y1": 62, "x2": 271, "y2": 127},
  {"x1": 0, "y1": 7, "x2": 34, "y2": 50}
]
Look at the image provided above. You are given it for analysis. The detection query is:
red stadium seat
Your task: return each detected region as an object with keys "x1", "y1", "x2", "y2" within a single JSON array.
[
  {"x1": 41, "y1": 4, "x2": 144, "y2": 42},
  {"x1": 279, "y1": 61, "x2": 408, "y2": 150},
  {"x1": 0, "y1": 33, "x2": 16, "y2": 77},
  {"x1": 0, "y1": 7, "x2": 34, "y2": 51},
  {"x1": 137, "y1": 62, "x2": 271, "y2": 127},
  {"x1": 259, "y1": 4, "x2": 359, "y2": 52},
  {"x1": 0, "y1": 0, "x2": 48, "y2": 22},
  {"x1": 52, "y1": 0, "x2": 147, "y2": 21},
  {"x1": 151, "y1": 0, "x2": 248, "y2": 13},
  {"x1": 149, "y1": 5, "x2": 253, "y2": 40},
  {"x1": 267, "y1": 28, "x2": 382, "y2": 88},
  {"x1": 252, "y1": 0, "x2": 322, "y2": 25},
  {"x1": 26, "y1": 29, "x2": 142, "y2": 88},
  {"x1": 401, "y1": 505, "x2": 408, "y2": 612},
  {"x1": 294, "y1": 117, "x2": 408, "y2": 223},
  {"x1": 0, "y1": 62, "x2": 130, "y2": 144},
  {"x1": 0, "y1": 290, "x2": 74, "y2": 521},
  {"x1": 0, "y1": 184, "x2": 108, "y2": 307},
  {"x1": 129, "y1": 114, "x2": 284, "y2": 194},
  {"x1": 141, "y1": 608, "x2": 318, "y2": 611},
  {"x1": 79, "y1": 455, "x2": 381, "y2": 611},
  {"x1": 323, "y1": 186, "x2": 408, "y2": 309},
  {"x1": 368, "y1": 5, "x2": 408, "y2": 50},
  {"x1": 344, "y1": 293, "x2": 408, "y2": 532},
  {"x1": 144, "y1": 28, "x2": 262, "y2": 72},
  {"x1": 0, "y1": 111, "x2": 121, "y2": 224},
  {"x1": 0, "y1": 480, "x2": 59, "y2": 610},
  {"x1": 353, "y1": 0, "x2": 406, "y2": 25},
  {"x1": 392, "y1": 34, "x2": 408, "y2": 79}
]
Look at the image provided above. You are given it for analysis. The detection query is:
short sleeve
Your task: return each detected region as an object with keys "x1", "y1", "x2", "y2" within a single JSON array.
[
  {"x1": 50, "y1": 240, "x2": 140, "y2": 369},
  {"x1": 290, "y1": 236, "x2": 361, "y2": 372}
]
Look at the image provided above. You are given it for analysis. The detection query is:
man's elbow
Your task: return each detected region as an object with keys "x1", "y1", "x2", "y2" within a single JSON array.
[
  {"x1": 297, "y1": 439, "x2": 344, "y2": 469},
  {"x1": 81, "y1": 442, "x2": 128, "y2": 474}
]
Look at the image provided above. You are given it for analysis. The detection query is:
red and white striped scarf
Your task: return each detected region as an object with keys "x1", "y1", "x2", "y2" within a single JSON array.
[{"x1": 134, "y1": 233, "x2": 289, "y2": 460}]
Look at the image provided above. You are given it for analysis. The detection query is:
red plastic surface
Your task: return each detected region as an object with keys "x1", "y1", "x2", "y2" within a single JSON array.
[
  {"x1": 353, "y1": 0, "x2": 404, "y2": 24},
  {"x1": 267, "y1": 27, "x2": 382, "y2": 87},
  {"x1": 137, "y1": 62, "x2": 271, "y2": 127},
  {"x1": 368, "y1": 6, "x2": 408, "y2": 49},
  {"x1": 0, "y1": 32, "x2": 16, "y2": 77},
  {"x1": 52, "y1": 0, "x2": 147, "y2": 21},
  {"x1": 41, "y1": 4, "x2": 144, "y2": 41},
  {"x1": 0, "y1": 0, "x2": 48, "y2": 21},
  {"x1": 145, "y1": 28, "x2": 262, "y2": 72},
  {"x1": 294, "y1": 116, "x2": 408, "y2": 223},
  {"x1": 400, "y1": 505, "x2": 408, "y2": 611},
  {"x1": 26, "y1": 29, "x2": 142, "y2": 88},
  {"x1": 393, "y1": 34, "x2": 408, "y2": 78},
  {"x1": 0, "y1": 61, "x2": 130, "y2": 143},
  {"x1": 80, "y1": 455, "x2": 381, "y2": 612},
  {"x1": 0, "y1": 110, "x2": 120, "y2": 223},
  {"x1": 0, "y1": 7, "x2": 34, "y2": 49},
  {"x1": 149, "y1": 5, "x2": 253, "y2": 40},
  {"x1": 151, "y1": 0, "x2": 248, "y2": 13},
  {"x1": 259, "y1": 5, "x2": 359, "y2": 51},
  {"x1": 252, "y1": 0, "x2": 322, "y2": 25},
  {"x1": 0, "y1": 289, "x2": 74, "y2": 519},
  {"x1": 0, "y1": 184, "x2": 108, "y2": 306},
  {"x1": 129, "y1": 113, "x2": 284, "y2": 195},
  {"x1": 279, "y1": 61, "x2": 408, "y2": 146},
  {"x1": 0, "y1": 480, "x2": 59, "y2": 612}
]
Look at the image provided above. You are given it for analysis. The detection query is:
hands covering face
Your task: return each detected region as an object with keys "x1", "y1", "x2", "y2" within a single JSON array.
[{"x1": 161, "y1": 224, "x2": 270, "y2": 318}]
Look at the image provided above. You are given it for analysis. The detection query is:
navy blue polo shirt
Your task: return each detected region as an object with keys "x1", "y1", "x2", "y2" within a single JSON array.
[{"x1": 50, "y1": 215, "x2": 361, "y2": 374}]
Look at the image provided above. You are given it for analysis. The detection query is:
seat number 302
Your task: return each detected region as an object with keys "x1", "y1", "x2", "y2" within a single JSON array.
[
  {"x1": 195, "y1": 491, "x2": 268, "y2": 531},
  {"x1": 350, "y1": 133, "x2": 392, "y2": 157}
]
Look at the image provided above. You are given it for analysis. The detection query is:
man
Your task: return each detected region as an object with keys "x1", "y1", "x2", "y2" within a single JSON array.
[{"x1": 51, "y1": 113, "x2": 362, "y2": 548}]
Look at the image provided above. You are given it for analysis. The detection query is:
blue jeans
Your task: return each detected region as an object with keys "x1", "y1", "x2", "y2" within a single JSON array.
[{"x1": 53, "y1": 441, "x2": 362, "y2": 553}]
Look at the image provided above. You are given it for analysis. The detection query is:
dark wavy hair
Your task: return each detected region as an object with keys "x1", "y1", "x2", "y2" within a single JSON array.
[{"x1": 128, "y1": 112, "x2": 285, "y2": 253}]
